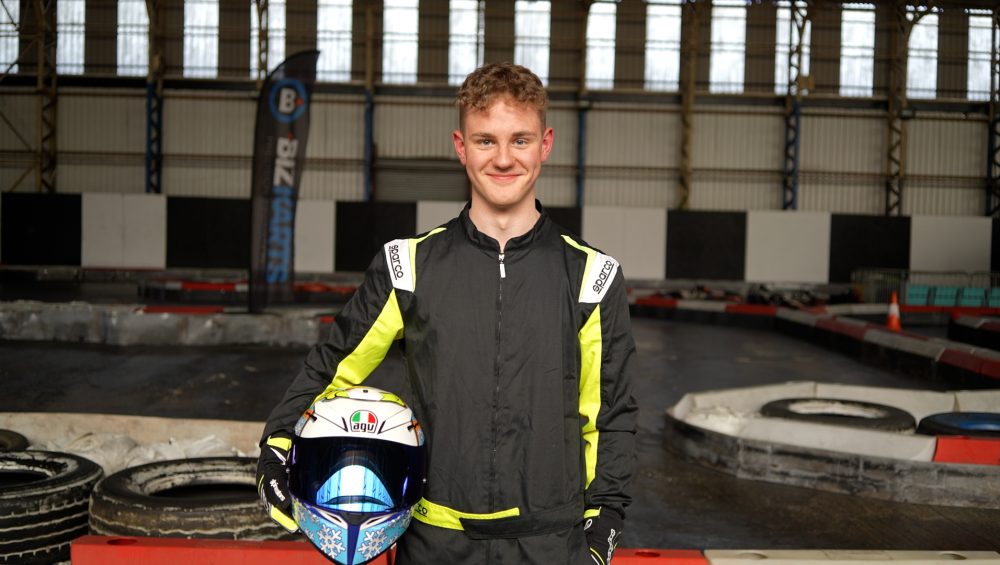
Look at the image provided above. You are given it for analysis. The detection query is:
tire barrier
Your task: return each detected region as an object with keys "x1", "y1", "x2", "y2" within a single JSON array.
[
  {"x1": 918, "y1": 412, "x2": 1000, "y2": 438},
  {"x1": 88, "y1": 457, "x2": 297, "y2": 540},
  {"x1": 0, "y1": 450, "x2": 103, "y2": 565},
  {"x1": 760, "y1": 398, "x2": 917, "y2": 433},
  {"x1": 0, "y1": 429, "x2": 29, "y2": 452}
]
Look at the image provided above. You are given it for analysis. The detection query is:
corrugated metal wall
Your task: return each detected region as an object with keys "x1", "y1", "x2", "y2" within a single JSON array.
[{"x1": 0, "y1": 87, "x2": 991, "y2": 216}]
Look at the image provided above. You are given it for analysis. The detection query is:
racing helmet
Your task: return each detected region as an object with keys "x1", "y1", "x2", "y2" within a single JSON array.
[{"x1": 289, "y1": 387, "x2": 426, "y2": 565}]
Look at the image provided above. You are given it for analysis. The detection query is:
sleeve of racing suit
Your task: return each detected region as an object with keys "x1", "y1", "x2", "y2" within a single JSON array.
[
  {"x1": 580, "y1": 268, "x2": 638, "y2": 519},
  {"x1": 260, "y1": 248, "x2": 403, "y2": 443}
]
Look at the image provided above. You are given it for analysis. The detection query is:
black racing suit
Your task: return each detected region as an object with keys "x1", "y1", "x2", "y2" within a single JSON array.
[{"x1": 262, "y1": 202, "x2": 638, "y2": 564}]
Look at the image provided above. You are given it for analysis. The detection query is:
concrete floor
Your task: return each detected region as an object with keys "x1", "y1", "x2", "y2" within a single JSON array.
[{"x1": 1, "y1": 316, "x2": 998, "y2": 551}]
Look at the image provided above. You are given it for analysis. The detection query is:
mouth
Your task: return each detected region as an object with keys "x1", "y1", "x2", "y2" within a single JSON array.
[{"x1": 486, "y1": 173, "x2": 521, "y2": 183}]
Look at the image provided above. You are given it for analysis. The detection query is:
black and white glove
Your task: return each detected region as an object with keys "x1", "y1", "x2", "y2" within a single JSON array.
[
  {"x1": 256, "y1": 432, "x2": 299, "y2": 532},
  {"x1": 584, "y1": 509, "x2": 624, "y2": 565}
]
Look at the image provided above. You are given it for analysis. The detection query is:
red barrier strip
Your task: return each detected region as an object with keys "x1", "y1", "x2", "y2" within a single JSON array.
[
  {"x1": 71, "y1": 536, "x2": 378, "y2": 565},
  {"x1": 933, "y1": 437, "x2": 1000, "y2": 466},
  {"x1": 814, "y1": 318, "x2": 871, "y2": 341},
  {"x1": 71, "y1": 538, "x2": 705, "y2": 565},
  {"x1": 181, "y1": 282, "x2": 239, "y2": 292},
  {"x1": 141, "y1": 305, "x2": 226, "y2": 315},
  {"x1": 635, "y1": 296, "x2": 678, "y2": 308},
  {"x1": 901, "y1": 305, "x2": 1000, "y2": 316},
  {"x1": 616, "y1": 549, "x2": 708, "y2": 563},
  {"x1": 980, "y1": 360, "x2": 1000, "y2": 380},
  {"x1": 938, "y1": 349, "x2": 985, "y2": 375},
  {"x1": 724, "y1": 304, "x2": 778, "y2": 316}
]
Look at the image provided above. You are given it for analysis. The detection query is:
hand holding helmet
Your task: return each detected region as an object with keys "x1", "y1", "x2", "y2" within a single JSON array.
[
  {"x1": 257, "y1": 431, "x2": 299, "y2": 532},
  {"x1": 584, "y1": 509, "x2": 624, "y2": 565}
]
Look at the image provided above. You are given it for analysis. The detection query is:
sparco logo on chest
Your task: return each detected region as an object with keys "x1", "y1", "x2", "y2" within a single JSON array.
[
  {"x1": 592, "y1": 260, "x2": 614, "y2": 294},
  {"x1": 388, "y1": 244, "x2": 404, "y2": 279}
]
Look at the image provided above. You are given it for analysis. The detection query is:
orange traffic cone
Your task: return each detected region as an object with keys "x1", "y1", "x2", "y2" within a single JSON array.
[{"x1": 887, "y1": 291, "x2": 902, "y2": 332}]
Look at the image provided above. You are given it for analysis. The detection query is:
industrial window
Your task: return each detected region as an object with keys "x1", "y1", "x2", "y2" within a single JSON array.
[
  {"x1": 585, "y1": 1, "x2": 616, "y2": 90},
  {"x1": 709, "y1": 0, "x2": 746, "y2": 94},
  {"x1": 514, "y1": 0, "x2": 550, "y2": 85},
  {"x1": 183, "y1": 0, "x2": 219, "y2": 78},
  {"x1": 644, "y1": 0, "x2": 682, "y2": 92},
  {"x1": 839, "y1": 3, "x2": 875, "y2": 97},
  {"x1": 317, "y1": 0, "x2": 353, "y2": 82},
  {"x1": 117, "y1": 0, "x2": 148, "y2": 77},
  {"x1": 774, "y1": 1, "x2": 811, "y2": 95},
  {"x1": 0, "y1": 0, "x2": 19, "y2": 74},
  {"x1": 250, "y1": 0, "x2": 286, "y2": 77},
  {"x1": 57, "y1": 0, "x2": 85, "y2": 75},
  {"x1": 449, "y1": 0, "x2": 484, "y2": 85},
  {"x1": 967, "y1": 11, "x2": 996, "y2": 101},
  {"x1": 382, "y1": 0, "x2": 418, "y2": 84},
  {"x1": 906, "y1": 7, "x2": 939, "y2": 100}
]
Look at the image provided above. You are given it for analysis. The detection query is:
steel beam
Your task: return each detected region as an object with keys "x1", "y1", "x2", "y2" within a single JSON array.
[
  {"x1": 34, "y1": 0, "x2": 56, "y2": 193},
  {"x1": 678, "y1": 1, "x2": 702, "y2": 211},
  {"x1": 987, "y1": 8, "x2": 1000, "y2": 217},
  {"x1": 886, "y1": 0, "x2": 933, "y2": 216},
  {"x1": 145, "y1": 0, "x2": 164, "y2": 194},
  {"x1": 254, "y1": 0, "x2": 269, "y2": 84},
  {"x1": 782, "y1": 1, "x2": 811, "y2": 211}
]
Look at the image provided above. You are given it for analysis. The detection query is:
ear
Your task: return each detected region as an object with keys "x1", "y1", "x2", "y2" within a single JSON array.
[
  {"x1": 452, "y1": 130, "x2": 467, "y2": 165},
  {"x1": 540, "y1": 127, "x2": 554, "y2": 163}
]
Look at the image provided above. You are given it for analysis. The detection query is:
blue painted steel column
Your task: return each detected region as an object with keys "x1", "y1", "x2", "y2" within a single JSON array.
[
  {"x1": 782, "y1": 100, "x2": 801, "y2": 210},
  {"x1": 576, "y1": 102, "x2": 589, "y2": 208},
  {"x1": 145, "y1": 81, "x2": 163, "y2": 194},
  {"x1": 363, "y1": 90, "x2": 374, "y2": 201}
]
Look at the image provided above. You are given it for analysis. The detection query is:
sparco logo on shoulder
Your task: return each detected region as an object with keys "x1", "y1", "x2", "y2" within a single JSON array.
[
  {"x1": 592, "y1": 260, "x2": 614, "y2": 294},
  {"x1": 388, "y1": 244, "x2": 404, "y2": 279}
]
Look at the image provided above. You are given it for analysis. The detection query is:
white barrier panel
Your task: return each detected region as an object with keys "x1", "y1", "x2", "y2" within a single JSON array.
[
  {"x1": 294, "y1": 199, "x2": 335, "y2": 273},
  {"x1": 745, "y1": 211, "x2": 831, "y2": 284},
  {"x1": 83, "y1": 194, "x2": 166, "y2": 269},
  {"x1": 909, "y1": 216, "x2": 991, "y2": 273},
  {"x1": 416, "y1": 200, "x2": 465, "y2": 234},
  {"x1": 582, "y1": 206, "x2": 667, "y2": 281}
]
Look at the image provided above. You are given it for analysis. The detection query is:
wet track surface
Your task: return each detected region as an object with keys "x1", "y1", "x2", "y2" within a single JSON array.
[{"x1": 1, "y1": 317, "x2": 998, "y2": 551}]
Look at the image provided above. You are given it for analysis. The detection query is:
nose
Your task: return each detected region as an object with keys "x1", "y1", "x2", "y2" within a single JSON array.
[{"x1": 493, "y1": 144, "x2": 513, "y2": 169}]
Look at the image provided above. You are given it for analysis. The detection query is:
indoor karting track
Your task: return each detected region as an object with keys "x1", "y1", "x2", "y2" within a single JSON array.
[{"x1": 2, "y1": 315, "x2": 997, "y2": 551}]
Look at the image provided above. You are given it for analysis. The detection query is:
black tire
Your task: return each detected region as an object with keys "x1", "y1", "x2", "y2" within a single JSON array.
[
  {"x1": 89, "y1": 457, "x2": 296, "y2": 540},
  {"x1": 0, "y1": 450, "x2": 103, "y2": 565},
  {"x1": 0, "y1": 430, "x2": 29, "y2": 452},
  {"x1": 917, "y1": 412, "x2": 1000, "y2": 438},
  {"x1": 760, "y1": 398, "x2": 916, "y2": 432}
]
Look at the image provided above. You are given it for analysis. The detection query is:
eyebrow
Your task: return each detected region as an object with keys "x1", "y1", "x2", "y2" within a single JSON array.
[{"x1": 469, "y1": 130, "x2": 538, "y2": 139}]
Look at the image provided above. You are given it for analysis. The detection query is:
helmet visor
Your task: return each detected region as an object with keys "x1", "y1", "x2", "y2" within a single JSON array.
[{"x1": 290, "y1": 436, "x2": 425, "y2": 514}]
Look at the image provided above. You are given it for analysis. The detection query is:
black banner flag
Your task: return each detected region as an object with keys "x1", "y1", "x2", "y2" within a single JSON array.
[{"x1": 249, "y1": 50, "x2": 319, "y2": 313}]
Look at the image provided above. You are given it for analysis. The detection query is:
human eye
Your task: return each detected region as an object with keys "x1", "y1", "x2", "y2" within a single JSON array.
[{"x1": 476, "y1": 138, "x2": 494, "y2": 147}]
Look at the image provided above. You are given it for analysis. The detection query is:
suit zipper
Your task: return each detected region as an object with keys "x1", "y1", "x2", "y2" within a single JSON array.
[{"x1": 490, "y1": 253, "x2": 505, "y2": 514}]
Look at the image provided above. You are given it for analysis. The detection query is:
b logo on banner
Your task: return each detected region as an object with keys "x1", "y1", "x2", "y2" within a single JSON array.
[{"x1": 269, "y1": 79, "x2": 308, "y2": 123}]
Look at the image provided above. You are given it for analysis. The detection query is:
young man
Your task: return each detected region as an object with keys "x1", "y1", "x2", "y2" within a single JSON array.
[{"x1": 258, "y1": 62, "x2": 637, "y2": 564}]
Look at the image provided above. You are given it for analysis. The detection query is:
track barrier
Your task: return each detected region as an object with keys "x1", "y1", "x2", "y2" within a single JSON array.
[
  {"x1": 71, "y1": 538, "x2": 1000, "y2": 564},
  {"x1": 70, "y1": 537, "x2": 708, "y2": 564}
]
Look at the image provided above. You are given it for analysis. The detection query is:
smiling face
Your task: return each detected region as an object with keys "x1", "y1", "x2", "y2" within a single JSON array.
[{"x1": 453, "y1": 96, "x2": 554, "y2": 216}]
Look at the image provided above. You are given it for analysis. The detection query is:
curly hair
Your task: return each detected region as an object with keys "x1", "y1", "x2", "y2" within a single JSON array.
[{"x1": 456, "y1": 62, "x2": 548, "y2": 129}]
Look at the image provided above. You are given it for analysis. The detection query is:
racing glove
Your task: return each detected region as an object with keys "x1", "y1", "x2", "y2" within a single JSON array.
[
  {"x1": 584, "y1": 509, "x2": 624, "y2": 565},
  {"x1": 256, "y1": 432, "x2": 298, "y2": 532}
]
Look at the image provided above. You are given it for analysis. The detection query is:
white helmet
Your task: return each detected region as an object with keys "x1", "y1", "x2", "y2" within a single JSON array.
[{"x1": 289, "y1": 387, "x2": 426, "y2": 565}]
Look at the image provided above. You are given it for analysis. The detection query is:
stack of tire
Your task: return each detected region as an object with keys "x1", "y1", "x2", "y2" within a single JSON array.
[
  {"x1": 88, "y1": 457, "x2": 297, "y2": 540},
  {"x1": 0, "y1": 429, "x2": 103, "y2": 564},
  {"x1": 2, "y1": 430, "x2": 294, "y2": 565}
]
